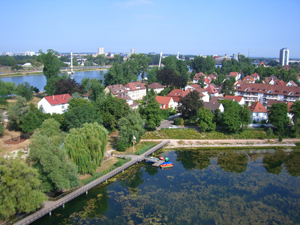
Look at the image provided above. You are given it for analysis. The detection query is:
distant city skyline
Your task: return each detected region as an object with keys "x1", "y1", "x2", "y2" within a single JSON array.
[{"x1": 1, "y1": 0, "x2": 300, "y2": 58}]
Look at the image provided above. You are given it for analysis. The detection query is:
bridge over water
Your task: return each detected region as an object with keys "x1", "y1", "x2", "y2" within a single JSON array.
[{"x1": 14, "y1": 140, "x2": 169, "y2": 225}]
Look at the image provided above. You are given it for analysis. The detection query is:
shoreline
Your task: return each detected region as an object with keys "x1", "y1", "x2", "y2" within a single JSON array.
[{"x1": 0, "y1": 68, "x2": 108, "y2": 78}]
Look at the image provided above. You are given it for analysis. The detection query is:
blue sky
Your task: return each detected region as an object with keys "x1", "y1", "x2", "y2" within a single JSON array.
[{"x1": 1, "y1": 0, "x2": 300, "y2": 57}]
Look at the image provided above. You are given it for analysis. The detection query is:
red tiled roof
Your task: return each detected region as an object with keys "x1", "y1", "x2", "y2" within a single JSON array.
[
  {"x1": 206, "y1": 84, "x2": 218, "y2": 94},
  {"x1": 106, "y1": 84, "x2": 127, "y2": 95},
  {"x1": 125, "y1": 81, "x2": 146, "y2": 91},
  {"x1": 224, "y1": 95, "x2": 244, "y2": 102},
  {"x1": 288, "y1": 80, "x2": 298, "y2": 87},
  {"x1": 155, "y1": 96, "x2": 173, "y2": 109},
  {"x1": 193, "y1": 72, "x2": 205, "y2": 80},
  {"x1": 235, "y1": 81, "x2": 300, "y2": 96},
  {"x1": 276, "y1": 80, "x2": 286, "y2": 86},
  {"x1": 243, "y1": 76, "x2": 255, "y2": 82},
  {"x1": 229, "y1": 72, "x2": 239, "y2": 77},
  {"x1": 204, "y1": 77, "x2": 210, "y2": 84},
  {"x1": 44, "y1": 94, "x2": 72, "y2": 106},
  {"x1": 148, "y1": 83, "x2": 164, "y2": 89},
  {"x1": 249, "y1": 101, "x2": 268, "y2": 113},
  {"x1": 167, "y1": 89, "x2": 187, "y2": 102},
  {"x1": 266, "y1": 100, "x2": 294, "y2": 112}
]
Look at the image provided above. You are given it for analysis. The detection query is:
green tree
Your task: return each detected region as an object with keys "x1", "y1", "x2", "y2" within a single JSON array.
[
  {"x1": 191, "y1": 56, "x2": 215, "y2": 74},
  {"x1": 95, "y1": 95, "x2": 130, "y2": 131},
  {"x1": 90, "y1": 81, "x2": 104, "y2": 102},
  {"x1": 54, "y1": 78, "x2": 83, "y2": 95},
  {"x1": 268, "y1": 103, "x2": 289, "y2": 136},
  {"x1": 0, "y1": 113, "x2": 4, "y2": 136},
  {"x1": 68, "y1": 98, "x2": 93, "y2": 111},
  {"x1": 16, "y1": 82, "x2": 33, "y2": 101},
  {"x1": 37, "y1": 49, "x2": 62, "y2": 95},
  {"x1": 196, "y1": 107, "x2": 216, "y2": 131},
  {"x1": 0, "y1": 156, "x2": 47, "y2": 219},
  {"x1": 7, "y1": 96, "x2": 29, "y2": 130},
  {"x1": 220, "y1": 100, "x2": 242, "y2": 133},
  {"x1": 28, "y1": 119, "x2": 79, "y2": 192},
  {"x1": 147, "y1": 66, "x2": 158, "y2": 83},
  {"x1": 19, "y1": 110, "x2": 41, "y2": 133},
  {"x1": 0, "y1": 80, "x2": 16, "y2": 105},
  {"x1": 291, "y1": 100, "x2": 300, "y2": 124},
  {"x1": 266, "y1": 128, "x2": 273, "y2": 141},
  {"x1": 179, "y1": 91, "x2": 203, "y2": 121},
  {"x1": 117, "y1": 111, "x2": 145, "y2": 150},
  {"x1": 64, "y1": 122, "x2": 108, "y2": 174},
  {"x1": 139, "y1": 96, "x2": 162, "y2": 130},
  {"x1": 240, "y1": 105, "x2": 251, "y2": 130},
  {"x1": 221, "y1": 79, "x2": 236, "y2": 96},
  {"x1": 63, "y1": 105, "x2": 102, "y2": 131},
  {"x1": 157, "y1": 68, "x2": 180, "y2": 87}
]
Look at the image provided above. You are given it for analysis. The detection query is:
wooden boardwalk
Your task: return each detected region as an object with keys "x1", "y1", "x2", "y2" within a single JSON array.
[{"x1": 14, "y1": 140, "x2": 169, "y2": 225}]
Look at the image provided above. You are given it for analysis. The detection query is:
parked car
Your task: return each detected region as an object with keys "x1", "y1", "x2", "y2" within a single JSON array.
[{"x1": 169, "y1": 125, "x2": 178, "y2": 129}]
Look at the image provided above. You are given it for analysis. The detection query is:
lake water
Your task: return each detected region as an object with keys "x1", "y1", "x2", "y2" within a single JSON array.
[
  {"x1": 32, "y1": 148, "x2": 300, "y2": 225},
  {"x1": 0, "y1": 70, "x2": 108, "y2": 91}
]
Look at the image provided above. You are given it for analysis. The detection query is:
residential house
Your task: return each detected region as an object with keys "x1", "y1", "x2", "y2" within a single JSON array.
[
  {"x1": 210, "y1": 95, "x2": 245, "y2": 105},
  {"x1": 203, "y1": 102, "x2": 224, "y2": 113},
  {"x1": 206, "y1": 84, "x2": 220, "y2": 98},
  {"x1": 265, "y1": 100, "x2": 294, "y2": 123},
  {"x1": 251, "y1": 72, "x2": 260, "y2": 81},
  {"x1": 276, "y1": 80, "x2": 286, "y2": 86},
  {"x1": 229, "y1": 72, "x2": 241, "y2": 81},
  {"x1": 234, "y1": 81, "x2": 300, "y2": 106},
  {"x1": 104, "y1": 84, "x2": 128, "y2": 98},
  {"x1": 248, "y1": 101, "x2": 268, "y2": 123},
  {"x1": 38, "y1": 94, "x2": 72, "y2": 115},
  {"x1": 125, "y1": 81, "x2": 147, "y2": 100},
  {"x1": 167, "y1": 89, "x2": 188, "y2": 107},
  {"x1": 258, "y1": 62, "x2": 266, "y2": 67},
  {"x1": 287, "y1": 80, "x2": 298, "y2": 87},
  {"x1": 243, "y1": 75, "x2": 255, "y2": 83},
  {"x1": 148, "y1": 83, "x2": 164, "y2": 94},
  {"x1": 185, "y1": 84, "x2": 210, "y2": 102},
  {"x1": 104, "y1": 84, "x2": 139, "y2": 109},
  {"x1": 155, "y1": 96, "x2": 175, "y2": 110},
  {"x1": 265, "y1": 74, "x2": 278, "y2": 85},
  {"x1": 193, "y1": 72, "x2": 206, "y2": 83}
]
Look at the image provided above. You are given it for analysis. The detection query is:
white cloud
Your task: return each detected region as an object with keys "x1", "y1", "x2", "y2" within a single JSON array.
[{"x1": 114, "y1": 0, "x2": 154, "y2": 8}]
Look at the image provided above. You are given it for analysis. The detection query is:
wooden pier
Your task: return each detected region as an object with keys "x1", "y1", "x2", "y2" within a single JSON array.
[{"x1": 14, "y1": 140, "x2": 169, "y2": 225}]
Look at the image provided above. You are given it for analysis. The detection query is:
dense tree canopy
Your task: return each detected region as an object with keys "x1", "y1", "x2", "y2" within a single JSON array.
[
  {"x1": 0, "y1": 157, "x2": 46, "y2": 219},
  {"x1": 268, "y1": 103, "x2": 289, "y2": 135},
  {"x1": 95, "y1": 95, "x2": 130, "y2": 131},
  {"x1": 63, "y1": 105, "x2": 102, "y2": 131},
  {"x1": 221, "y1": 79, "x2": 236, "y2": 96},
  {"x1": 139, "y1": 95, "x2": 162, "y2": 130},
  {"x1": 196, "y1": 107, "x2": 216, "y2": 131},
  {"x1": 15, "y1": 82, "x2": 33, "y2": 101},
  {"x1": 220, "y1": 100, "x2": 242, "y2": 133},
  {"x1": 28, "y1": 119, "x2": 79, "y2": 192},
  {"x1": 7, "y1": 96, "x2": 29, "y2": 130},
  {"x1": 54, "y1": 78, "x2": 83, "y2": 95},
  {"x1": 179, "y1": 91, "x2": 203, "y2": 121},
  {"x1": 117, "y1": 111, "x2": 145, "y2": 150},
  {"x1": 64, "y1": 122, "x2": 108, "y2": 174},
  {"x1": 191, "y1": 56, "x2": 216, "y2": 74}
]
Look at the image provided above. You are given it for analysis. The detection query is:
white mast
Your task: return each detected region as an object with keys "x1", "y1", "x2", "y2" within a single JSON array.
[
  {"x1": 177, "y1": 52, "x2": 179, "y2": 59},
  {"x1": 70, "y1": 52, "x2": 74, "y2": 74},
  {"x1": 158, "y1": 52, "x2": 162, "y2": 69}
]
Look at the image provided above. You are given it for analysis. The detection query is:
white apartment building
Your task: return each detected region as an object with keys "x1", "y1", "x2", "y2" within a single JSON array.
[{"x1": 279, "y1": 48, "x2": 289, "y2": 66}]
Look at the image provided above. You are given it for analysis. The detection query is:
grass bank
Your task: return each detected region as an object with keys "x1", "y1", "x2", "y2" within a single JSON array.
[
  {"x1": 167, "y1": 145, "x2": 300, "y2": 151},
  {"x1": 143, "y1": 128, "x2": 278, "y2": 140}
]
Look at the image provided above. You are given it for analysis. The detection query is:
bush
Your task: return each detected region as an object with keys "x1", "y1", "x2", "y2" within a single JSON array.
[
  {"x1": 279, "y1": 136, "x2": 283, "y2": 142},
  {"x1": 253, "y1": 120, "x2": 257, "y2": 124},
  {"x1": 160, "y1": 109, "x2": 169, "y2": 120},
  {"x1": 174, "y1": 117, "x2": 184, "y2": 125},
  {"x1": 116, "y1": 140, "x2": 129, "y2": 151}
]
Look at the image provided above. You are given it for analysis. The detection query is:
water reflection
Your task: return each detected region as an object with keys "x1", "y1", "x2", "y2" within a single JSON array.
[{"x1": 32, "y1": 149, "x2": 300, "y2": 225}]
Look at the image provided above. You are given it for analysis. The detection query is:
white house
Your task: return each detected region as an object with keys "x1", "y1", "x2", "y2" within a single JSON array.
[
  {"x1": 148, "y1": 83, "x2": 164, "y2": 94},
  {"x1": 185, "y1": 84, "x2": 210, "y2": 102},
  {"x1": 203, "y1": 102, "x2": 224, "y2": 113},
  {"x1": 249, "y1": 101, "x2": 268, "y2": 123},
  {"x1": 38, "y1": 94, "x2": 72, "y2": 115},
  {"x1": 155, "y1": 96, "x2": 175, "y2": 109},
  {"x1": 125, "y1": 81, "x2": 147, "y2": 100}
]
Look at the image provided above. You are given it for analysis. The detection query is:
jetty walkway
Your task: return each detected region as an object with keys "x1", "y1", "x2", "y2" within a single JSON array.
[{"x1": 14, "y1": 140, "x2": 169, "y2": 225}]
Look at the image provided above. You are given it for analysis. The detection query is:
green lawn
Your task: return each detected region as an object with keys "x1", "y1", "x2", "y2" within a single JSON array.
[{"x1": 142, "y1": 128, "x2": 278, "y2": 140}]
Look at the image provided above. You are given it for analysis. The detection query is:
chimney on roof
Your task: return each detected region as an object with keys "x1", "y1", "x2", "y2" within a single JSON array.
[
  {"x1": 63, "y1": 94, "x2": 65, "y2": 99},
  {"x1": 52, "y1": 95, "x2": 54, "y2": 100}
]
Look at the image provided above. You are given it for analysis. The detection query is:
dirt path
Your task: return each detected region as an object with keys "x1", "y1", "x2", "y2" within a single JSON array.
[{"x1": 141, "y1": 138, "x2": 300, "y2": 148}]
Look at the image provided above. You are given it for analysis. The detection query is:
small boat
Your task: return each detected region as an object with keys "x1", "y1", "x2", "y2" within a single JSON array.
[
  {"x1": 146, "y1": 157, "x2": 159, "y2": 163},
  {"x1": 160, "y1": 161, "x2": 173, "y2": 168},
  {"x1": 158, "y1": 156, "x2": 165, "y2": 161}
]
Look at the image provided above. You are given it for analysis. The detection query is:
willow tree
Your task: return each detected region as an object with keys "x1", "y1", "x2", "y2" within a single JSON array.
[
  {"x1": 28, "y1": 119, "x2": 79, "y2": 192},
  {"x1": 64, "y1": 122, "x2": 108, "y2": 174}
]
